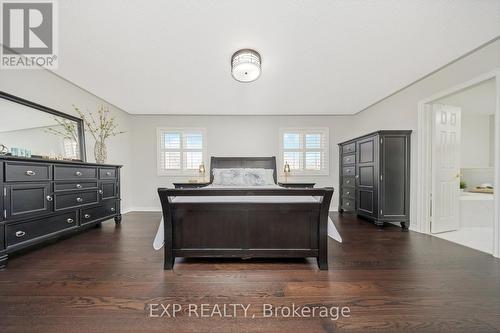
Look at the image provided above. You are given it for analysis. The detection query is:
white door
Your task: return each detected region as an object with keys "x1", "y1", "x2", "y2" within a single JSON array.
[{"x1": 431, "y1": 104, "x2": 462, "y2": 233}]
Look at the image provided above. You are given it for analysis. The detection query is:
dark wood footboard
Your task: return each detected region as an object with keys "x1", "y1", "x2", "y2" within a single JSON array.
[{"x1": 157, "y1": 188, "x2": 334, "y2": 270}]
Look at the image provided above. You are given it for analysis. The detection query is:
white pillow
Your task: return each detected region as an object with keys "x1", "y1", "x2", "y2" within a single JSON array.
[
  {"x1": 212, "y1": 168, "x2": 246, "y2": 186},
  {"x1": 243, "y1": 168, "x2": 275, "y2": 185},
  {"x1": 212, "y1": 168, "x2": 275, "y2": 186}
]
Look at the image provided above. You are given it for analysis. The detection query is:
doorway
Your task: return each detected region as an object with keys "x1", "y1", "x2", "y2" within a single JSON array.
[{"x1": 417, "y1": 71, "x2": 500, "y2": 257}]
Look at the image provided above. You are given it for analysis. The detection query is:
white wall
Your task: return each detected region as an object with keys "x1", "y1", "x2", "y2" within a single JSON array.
[
  {"x1": 0, "y1": 70, "x2": 133, "y2": 211},
  {"x1": 460, "y1": 114, "x2": 493, "y2": 169},
  {"x1": 351, "y1": 39, "x2": 500, "y2": 231},
  {"x1": 490, "y1": 114, "x2": 496, "y2": 167},
  {"x1": 129, "y1": 115, "x2": 354, "y2": 210}
]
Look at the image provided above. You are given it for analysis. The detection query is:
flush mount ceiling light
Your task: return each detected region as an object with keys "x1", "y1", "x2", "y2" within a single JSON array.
[{"x1": 231, "y1": 49, "x2": 261, "y2": 83}]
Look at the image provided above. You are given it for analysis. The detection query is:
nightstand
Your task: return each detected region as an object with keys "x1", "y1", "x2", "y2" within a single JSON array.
[
  {"x1": 278, "y1": 182, "x2": 315, "y2": 188},
  {"x1": 173, "y1": 182, "x2": 210, "y2": 189}
]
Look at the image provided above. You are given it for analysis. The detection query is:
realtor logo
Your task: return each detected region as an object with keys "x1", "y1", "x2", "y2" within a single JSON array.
[{"x1": 1, "y1": 0, "x2": 58, "y2": 69}]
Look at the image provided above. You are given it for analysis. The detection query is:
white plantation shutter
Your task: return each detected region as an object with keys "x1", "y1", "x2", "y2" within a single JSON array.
[
  {"x1": 158, "y1": 128, "x2": 206, "y2": 175},
  {"x1": 280, "y1": 128, "x2": 329, "y2": 175}
]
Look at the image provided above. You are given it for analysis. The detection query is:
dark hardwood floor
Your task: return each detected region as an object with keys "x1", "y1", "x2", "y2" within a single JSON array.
[{"x1": 0, "y1": 212, "x2": 499, "y2": 333}]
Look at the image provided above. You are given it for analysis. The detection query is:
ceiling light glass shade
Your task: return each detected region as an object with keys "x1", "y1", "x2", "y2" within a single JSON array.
[{"x1": 231, "y1": 49, "x2": 261, "y2": 82}]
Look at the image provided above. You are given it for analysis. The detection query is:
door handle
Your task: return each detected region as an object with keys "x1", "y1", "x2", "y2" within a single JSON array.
[
  {"x1": 110, "y1": 207, "x2": 116, "y2": 212},
  {"x1": 46, "y1": 195, "x2": 53, "y2": 202},
  {"x1": 98, "y1": 190, "x2": 103, "y2": 195}
]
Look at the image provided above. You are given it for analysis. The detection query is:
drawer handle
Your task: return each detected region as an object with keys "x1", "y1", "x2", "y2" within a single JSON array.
[
  {"x1": 46, "y1": 195, "x2": 53, "y2": 202},
  {"x1": 98, "y1": 189, "x2": 103, "y2": 195},
  {"x1": 76, "y1": 197, "x2": 84, "y2": 203},
  {"x1": 346, "y1": 202, "x2": 350, "y2": 206},
  {"x1": 75, "y1": 171, "x2": 82, "y2": 176},
  {"x1": 110, "y1": 207, "x2": 116, "y2": 212},
  {"x1": 67, "y1": 218, "x2": 74, "y2": 224},
  {"x1": 15, "y1": 231, "x2": 26, "y2": 237},
  {"x1": 76, "y1": 184, "x2": 82, "y2": 189},
  {"x1": 25, "y1": 170, "x2": 36, "y2": 176},
  {"x1": 106, "y1": 171, "x2": 112, "y2": 176},
  {"x1": 84, "y1": 214, "x2": 91, "y2": 219},
  {"x1": 346, "y1": 191, "x2": 350, "y2": 195}
]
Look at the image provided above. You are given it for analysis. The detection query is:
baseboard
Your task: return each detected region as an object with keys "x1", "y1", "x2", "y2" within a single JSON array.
[{"x1": 123, "y1": 207, "x2": 161, "y2": 213}]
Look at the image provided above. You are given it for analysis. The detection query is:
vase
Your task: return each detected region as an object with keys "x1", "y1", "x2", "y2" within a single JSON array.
[{"x1": 94, "y1": 140, "x2": 107, "y2": 164}]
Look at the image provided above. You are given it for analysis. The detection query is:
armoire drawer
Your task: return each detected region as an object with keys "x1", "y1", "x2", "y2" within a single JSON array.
[
  {"x1": 54, "y1": 190, "x2": 99, "y2": 211},
  {"x1": 342, "y1": 188, "x2": 355, "y2": 199},
  {"x1": 341, "y1": 198, "x2": 355, "y2": 211},
  {"x1": 54, "y1": 165, "x2": 97, "y2": 180},
  {"x1": 343, "y1": 166, "x2": 355, "y2": 176},
  {"x1": 5, "y1": 162, "x2": 51, "y2": 182},
  {"x1": 5, "y1": 211, "x2": 78, "y2": 247},
  {"x1": 342, "y1": 143, "x2": 356, "y2": 154},
  {"x1": 342, "y1": 154, "x2": 356, "y2": 165},
  {"x1": 342, "y1": 176, "x2": 355, "y2": 187},
  {"x1": 80, "y1": 201, "x2": 117, "y2": 225}
]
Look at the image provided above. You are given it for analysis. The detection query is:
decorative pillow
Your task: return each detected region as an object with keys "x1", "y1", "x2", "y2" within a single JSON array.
[
  {"x1": 243, "y1": 168, "x2": 275, "y2": 185},
  {"x1": 212, "y1": 168, "x2": 275, "y2": 186},
  {"x1": 212, "y1": 168, "x2": 246, "y2": 186}
]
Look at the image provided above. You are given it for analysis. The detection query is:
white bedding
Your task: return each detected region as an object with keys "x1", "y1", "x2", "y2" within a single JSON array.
[{"x1": 171, "y1": 184, "x2": 319, "y2": 203}]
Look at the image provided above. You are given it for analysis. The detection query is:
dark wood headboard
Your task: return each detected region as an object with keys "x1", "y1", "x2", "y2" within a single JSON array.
[{"x1": 209, "y1": 156, "x2": 277, "y2": 184}]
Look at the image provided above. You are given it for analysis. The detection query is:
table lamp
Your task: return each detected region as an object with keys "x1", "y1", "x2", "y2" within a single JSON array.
[{"x1": 284, "y1": 162, "x2": 290, "y2": 183}]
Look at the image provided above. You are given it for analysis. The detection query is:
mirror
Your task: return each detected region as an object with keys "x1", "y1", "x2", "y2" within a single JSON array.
[{"x1": 0, "y1": 92, "x2": 86, "y2": 161}]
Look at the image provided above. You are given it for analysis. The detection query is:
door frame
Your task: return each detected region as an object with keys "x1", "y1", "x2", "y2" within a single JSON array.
[{"x1": 416, "y1": 69, "x2": 500, "y2": 257}]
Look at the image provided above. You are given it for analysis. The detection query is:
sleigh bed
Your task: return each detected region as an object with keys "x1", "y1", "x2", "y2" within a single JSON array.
[{"x1": 157, "y1": 157, "x2": 334, "y2": 270}]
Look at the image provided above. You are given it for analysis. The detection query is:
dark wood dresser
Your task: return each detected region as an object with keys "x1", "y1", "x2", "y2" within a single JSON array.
[
  {"x1": 338, "y1": 130, "x2": 411, "y2": 230},
  {"x1": 0, "y1": 156, "x2": 122, "y2": 268}
]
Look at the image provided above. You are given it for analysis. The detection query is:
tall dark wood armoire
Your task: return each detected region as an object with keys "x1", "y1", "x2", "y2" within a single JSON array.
[{"x1": 338, "y1": 130, "x2": 411, "y2": 230}]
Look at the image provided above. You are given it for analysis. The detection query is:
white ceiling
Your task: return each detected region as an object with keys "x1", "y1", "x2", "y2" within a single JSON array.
[{"x1": 55, "y1": 0, "x2": 500, "y2": 115}]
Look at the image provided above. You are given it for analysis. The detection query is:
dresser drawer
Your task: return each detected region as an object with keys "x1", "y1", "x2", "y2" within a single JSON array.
[
  {"x1": 54, "y1": 190, "x2": 99, "y2": 211},
  {"x1": 341, "y1": 198, "x2": 355, "y2": 212},
  {"x1": 342, "y1": 143, "x2": 356, "y2": 154},
  {"x1": 99, "y1": 168, "x2": 117, "y2": 179},
  {"x1": 343, "y1": 166, "x2": 355, "y2": 176},
  {"x1": 342, "y1": 176, "x2": 355, "y2": 187},
  {"x1": 54, "y1": 182, "x2": 98, "y2": 192},
  {"x1": 5, "y1": 211, "x2": 77, "y2": 247},
  {"x1": 81, "y1": 201, "x2": 117, "y2": 225},
  {"x1": 342, "y1": 187, "x2": 355, "y2": 199},
  {"x1": 5, "y1": 162, "x2": 51, "y2": 182},
  {"x1": 54, "y1": 165, "x2": 97, "y2": 180},
  {"x1": 342, "y1": 154, "x2": 356, "y2": 165}
]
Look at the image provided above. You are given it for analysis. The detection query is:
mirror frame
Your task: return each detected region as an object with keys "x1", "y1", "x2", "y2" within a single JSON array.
[{"x1": 0, "y1": 90, "x2": 87, "y2": 162}]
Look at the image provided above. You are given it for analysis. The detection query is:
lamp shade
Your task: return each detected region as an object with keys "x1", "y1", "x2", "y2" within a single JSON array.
[
  {"x1": 199, "y1": 162, "x2": 206, "y2": 174},
  {"x1": 231, "y1": 49, "x2": 261, "y2": 82}
]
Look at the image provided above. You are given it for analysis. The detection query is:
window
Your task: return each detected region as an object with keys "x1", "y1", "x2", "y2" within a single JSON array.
[
  {"x1": 279, "y1": 128, "x2": 329, "y2": 175},
  {"x1": 157, "y1": 128, "x2": 207, "y2": 175}
]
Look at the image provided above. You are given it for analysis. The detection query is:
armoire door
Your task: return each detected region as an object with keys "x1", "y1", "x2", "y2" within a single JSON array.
[{"x1": 356, "y1": 135, "x2": 378, "y2": 219}]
